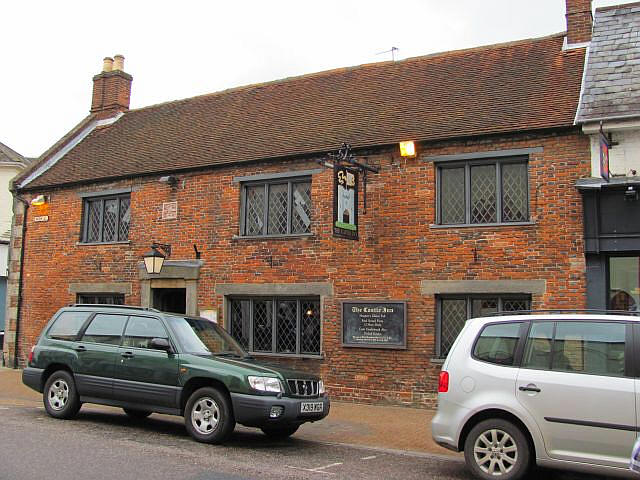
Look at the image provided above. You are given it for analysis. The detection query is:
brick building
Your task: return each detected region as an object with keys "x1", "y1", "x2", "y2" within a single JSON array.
[{"x1": 4, "y1": 2, "x2": 592, "y2": 406}]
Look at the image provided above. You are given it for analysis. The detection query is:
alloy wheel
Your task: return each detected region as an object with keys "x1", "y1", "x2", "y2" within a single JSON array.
[
  {"x1": 191, "y1": 396, "x2": 220, "y2": 435},
  {"x1": 47, "y1": 378, "x2": 69, "y2": 411},
  {"x1": 473, "y1": 428, "x2": 518, "y2": 476}
]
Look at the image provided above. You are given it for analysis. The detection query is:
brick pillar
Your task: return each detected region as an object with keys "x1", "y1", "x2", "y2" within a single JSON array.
[
  {"x1": 566, "y1": 0, "x2": 593, "y2": 44},
  {"x1": 3, "y1": 197, "x2": 26, "y2": 368}
]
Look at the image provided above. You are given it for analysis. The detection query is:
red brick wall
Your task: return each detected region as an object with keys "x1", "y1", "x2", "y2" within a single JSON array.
[
  {"x1": 12, "y1": 128, "x2": 590, "y2": 407},
  {"x1": 566, "y1": 0, "x2": 593, "y2": 44}
]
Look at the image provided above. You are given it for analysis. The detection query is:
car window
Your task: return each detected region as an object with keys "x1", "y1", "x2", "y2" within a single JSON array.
[
  {"x1": 47, "y1": 311, "x2": 92, "y2": 341},
  {"x1": 473, "y1": 322, "x2": 522, "y2": 366},
  {"x1": 80, "y1": 314, "x2": 128, "y2": 345},
  {"x1": 521, "y1": 322, "x2": 554, "y2": 370},
  {"x1": 552, "y1": 322, "x2": 626, "y2": 377},
  {"x1": 122, "y1": 316, "x2": 168, "y2": 349}
]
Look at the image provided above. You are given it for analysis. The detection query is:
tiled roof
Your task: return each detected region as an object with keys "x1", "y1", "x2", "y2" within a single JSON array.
[
  {"x1": 23, "y1": 33, "x2": 585, "y2": 190},
  {"x1": 0, "y1": 141, "x2": 30, "y2": 168},
  {"x1": 576, "y1": 2, "x2": 640, "y2": 123}
]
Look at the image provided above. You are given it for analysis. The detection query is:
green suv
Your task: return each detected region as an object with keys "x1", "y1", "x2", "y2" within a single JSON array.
[{"x1": 22, "y1": 304, "x2": 329, "y2": 443}]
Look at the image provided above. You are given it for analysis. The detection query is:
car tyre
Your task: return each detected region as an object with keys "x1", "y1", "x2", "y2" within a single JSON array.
[
  {"x1": 123, "y1": 408, "x2": 152, "y2": 419},
  {"x1": 464, "y1": 418, "x2": 531, "y2": 480},
  {"x1": 43, "y1": 370, "x2": 81, "y2": 419},
  {"x1": 261, "y1": 425, "x2": 299, "y2": 439},
  {"x1": 184, "y1": 387, "x2": 235, "y2": 444}
]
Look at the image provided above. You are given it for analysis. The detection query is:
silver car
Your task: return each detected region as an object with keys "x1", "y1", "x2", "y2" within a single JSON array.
[{"x1": 432, "y1": 313, "x2": 638, "y2": 479}]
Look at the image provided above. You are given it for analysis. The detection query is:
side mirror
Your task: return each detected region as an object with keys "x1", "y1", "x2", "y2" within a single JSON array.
[{"x1": 150, "y1": 337, "x2": 172, "y2": 353}]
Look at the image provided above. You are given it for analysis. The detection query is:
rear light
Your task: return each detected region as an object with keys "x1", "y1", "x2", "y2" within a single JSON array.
[
  {"x1": 438, "y1": 371, "x2": 449, "y2": 393},
  {"x1": 28, "y1": 346, "x2": 35, "y2": 365}
]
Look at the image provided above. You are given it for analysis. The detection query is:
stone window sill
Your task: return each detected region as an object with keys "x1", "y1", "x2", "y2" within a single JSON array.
[
  {"x1": 430, "y1": 358, "x2": 446, "y2": 365},
  {"x1": 430, "y1": 221, "x2": 535, "y2": 230},
  {"x1": 248, "y1": 351, "x2": 323, "y2": 360},
  {"x1": 76, "y1": 241, "x2": 131, "y2": 246},
  {"x1": 233, "y1": 233, "x2": 314, "y2": 241}
]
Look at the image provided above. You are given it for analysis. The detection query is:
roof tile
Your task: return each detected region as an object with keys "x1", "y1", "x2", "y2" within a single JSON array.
[{"x1": 24, "y1": 33, "x2": 584, "y2": 189}]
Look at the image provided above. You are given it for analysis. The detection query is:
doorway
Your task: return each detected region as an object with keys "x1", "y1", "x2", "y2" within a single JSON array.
[{"x1": 153, "y1": 288, "x2": 186, "y2": 314}]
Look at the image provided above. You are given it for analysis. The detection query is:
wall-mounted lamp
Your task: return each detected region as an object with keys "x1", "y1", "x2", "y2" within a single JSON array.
[
  {"x1": 31, "y1": 195, "x2": 49, "y2": 206},
  {"x1": 143, "y1": 243, "x2": 172, "y2": 274},
  {"x1": 159, "y1": 175, "x2": 178, "y2": 187},
  {"x1": 624, "y1": 186, "x2": 638, "y2": 202},
  {"x1": 399, "y1": 141, "x2": 416, "y2": 158}
]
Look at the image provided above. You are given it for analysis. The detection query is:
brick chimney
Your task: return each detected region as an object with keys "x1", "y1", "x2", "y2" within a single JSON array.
[
  {"x1": 566, "y1": 0, "x2": 593, "y2": 44},
  {"x1": 91, "y1": 54, "x2": 132, "y2": 119}
]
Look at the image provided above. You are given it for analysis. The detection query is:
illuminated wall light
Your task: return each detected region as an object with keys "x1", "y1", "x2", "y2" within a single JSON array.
[
  {"x1": 31, "y1": 195, "x2": 48, "y2": 206},
  {"x1": 399, "y1": 141, "x2": 416, "y2": 157}
]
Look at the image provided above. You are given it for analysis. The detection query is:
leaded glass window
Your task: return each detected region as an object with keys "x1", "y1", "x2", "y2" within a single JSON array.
[
  {"x1": 437, "y1": 295, "x2": 530, "y2": 357},
  {"x1": 438, "y1": 159, "x2": 528, "y2": 225},
  {"x1": 241, "y1": 178, "x2": 312, "y2": 236},
  {"x1": 77, "y1": 293, "x2": 125, "y2": 305},
  {"x1": 229, "y1": 297, "x2": 321, "y2": 355},
  {"x1": 82, "y1": 194, "x2": 131, "y2": 243}
]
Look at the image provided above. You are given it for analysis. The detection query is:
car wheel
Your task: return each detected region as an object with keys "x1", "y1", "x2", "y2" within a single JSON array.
[
  {"x1": 464, "y1": 418, "x2": 531, "y2": 480},
  {"x1": 261, "y1": 425, "x2": 299, "y2": 439},
  {"x1": 123, "y1": 408, "x2": 152, "y2": 419},
  {"x1": 184, "y1": 387, "x2": 235, "y2": 444},
  {"x1": 43, "y1": 370, "x2": 81, "y2": 419}
]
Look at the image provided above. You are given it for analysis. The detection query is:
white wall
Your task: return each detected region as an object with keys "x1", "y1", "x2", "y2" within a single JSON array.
[
  {"x1": 0, "y1": 243, "x2": 7, "y2": 277},
  {"x1": 586, "y1": 120, "x2": 640, "y2": 178},
  {"x1": 0, "y1": 165, "x2": 21, "y2": 243}
]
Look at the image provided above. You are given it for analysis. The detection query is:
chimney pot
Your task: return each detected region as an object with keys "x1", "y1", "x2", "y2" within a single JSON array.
[
  {"x1": 102, "y1": 57, "x2": 114, "y2": 72},
  {"x1": 113, "y1": 54, "x2": 125, "y2": 71}
]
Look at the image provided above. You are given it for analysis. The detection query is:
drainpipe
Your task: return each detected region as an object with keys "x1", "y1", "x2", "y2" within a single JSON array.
[{"x1": 10, "y1": 188, "x2": 29, "y2": 369}]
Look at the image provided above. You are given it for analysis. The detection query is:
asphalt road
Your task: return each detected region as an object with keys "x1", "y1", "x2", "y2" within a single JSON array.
[{"x1": 0, "y1": 402, "x2": 619, "y2": 480}]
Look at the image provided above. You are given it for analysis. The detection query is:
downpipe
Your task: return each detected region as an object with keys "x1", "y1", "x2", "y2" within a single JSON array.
[{"x1": 10, "y1": 191, "x2": 29, "y2": 369}]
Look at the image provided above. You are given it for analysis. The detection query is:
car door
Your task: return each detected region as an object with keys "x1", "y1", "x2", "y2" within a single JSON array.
[
  {"x1": 72, "y1": 313, "x2": 128, "y2": 399},
  {"x1": 112, "y1": 315, "x2": 180, "y2": 408},
  {"x1": 516, "y1": 320, "x2": 635, "y2": 468}
]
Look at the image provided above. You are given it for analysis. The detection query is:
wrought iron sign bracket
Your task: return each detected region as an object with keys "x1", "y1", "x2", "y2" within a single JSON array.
[{"x1": 320, "y1": 143, "x2": 379, "y2": 214}]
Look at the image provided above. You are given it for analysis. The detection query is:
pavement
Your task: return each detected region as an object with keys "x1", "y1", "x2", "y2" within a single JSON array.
[{"x1": 0, "y1": 367, "x2": 458, "y2": 458}]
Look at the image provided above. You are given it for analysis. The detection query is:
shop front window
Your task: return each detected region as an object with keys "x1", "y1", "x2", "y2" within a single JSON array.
[{"x1": 609, "y1": 256, "x2": 640, "y2": 311}]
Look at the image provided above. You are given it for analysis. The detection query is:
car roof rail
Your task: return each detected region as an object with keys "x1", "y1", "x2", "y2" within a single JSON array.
[
  {"x1": 484, "y1": 309, "x2": 640, "y2": 317},
  {"x1": 68, "y1": 304, "x2": 161, "y2": 313}
]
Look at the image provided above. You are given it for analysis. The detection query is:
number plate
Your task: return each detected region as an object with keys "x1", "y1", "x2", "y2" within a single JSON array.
[{"x1": 300, "y1": 401, "x2": 324, "y2": 413}]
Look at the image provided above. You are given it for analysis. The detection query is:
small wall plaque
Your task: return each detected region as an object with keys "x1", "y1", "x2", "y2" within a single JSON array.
[
  {"x1": 162, "y1": 201, "x2": 178, "y2": 220},
  {"x1": 33, "y1": 215, "x2": 49, "y2": 222}
]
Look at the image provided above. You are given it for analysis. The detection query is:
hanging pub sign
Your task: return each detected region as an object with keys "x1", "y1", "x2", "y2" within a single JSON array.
[
  {"x1": 599, "y1": 128, "x2": 610, "y2": 182},
  {"x1": 333, "y1": 165, "x2": 358, "y2": 239},
  {"x1": 342, "y1": 300, "x2": 407, "y2": 349}
]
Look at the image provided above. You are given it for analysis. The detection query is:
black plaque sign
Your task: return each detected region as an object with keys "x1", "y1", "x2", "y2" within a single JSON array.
[{"x1": 342, "y1": 300, "x2": 407, "y2": 349}]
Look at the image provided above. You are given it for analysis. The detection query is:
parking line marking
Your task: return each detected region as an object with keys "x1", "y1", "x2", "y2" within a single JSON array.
[
  {"x1": 286, "y1": 462, "x2": 343, "y2": 475},
  {"x1": 0, "y1": 407, "x2": 9, "y2": 410},
  {"x1": 361, "y1": 455, "x2": 377, "y2": 460},
  {"x1": 286, "y1": 466, "x2": 335, "y2": 476}
]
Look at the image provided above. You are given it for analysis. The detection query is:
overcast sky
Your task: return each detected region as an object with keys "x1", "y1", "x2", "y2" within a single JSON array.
[{"x1": 1, "y1": 0, "x2": 630, "y2": 158}]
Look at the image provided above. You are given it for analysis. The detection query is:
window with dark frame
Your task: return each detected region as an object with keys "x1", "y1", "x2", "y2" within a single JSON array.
[
  {"x1": 77, "y1": 293, "x2": 125, "y2": 305},
  {"x1": 438, "y1": 158, "x2": 529, "y2": 225},
  {"x1": 229, "y1": 297, "x2": 321, "y2": 355},
  {"x1": 81, "y1": 194, "x2": 131, "y2": 243},
  {"x1": 241, "y1": 178, "x2": 312, "y2": 236},
  {"x1": 437, "y1": 295, "x2": 530, "y2": 358}
]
